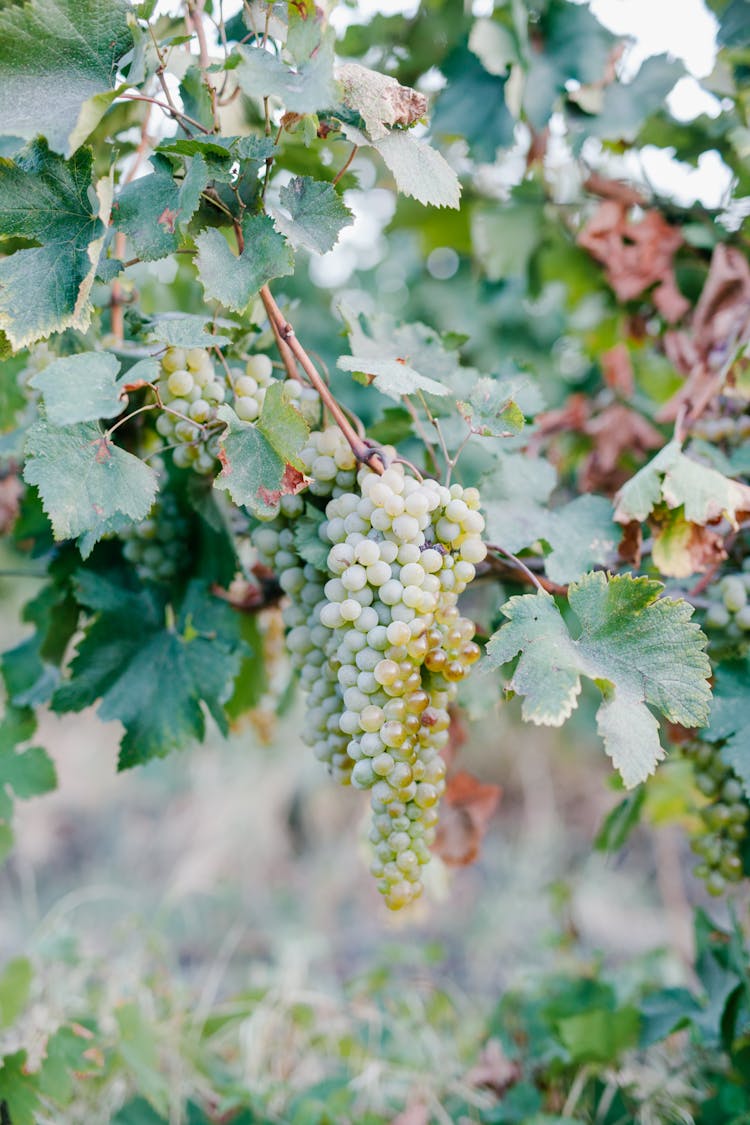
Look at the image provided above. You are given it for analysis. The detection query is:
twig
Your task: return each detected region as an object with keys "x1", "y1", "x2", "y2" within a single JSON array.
[
  {"x1": 485, "y1": 545, "x2": 567, "y2": 595},
  {"x1": 259, "y1": 284, "x2": 384, "y2": 473},
  {"x1": 416, "y1": 389, "x2": 451, "y2": 477},
  {"x1": 120, "y1": 92, "x2": 211, "y2": 135},
  {"x1": 333, "y1": 144, "x2": 358, "y2": 186},
  {"x1": 402, "y1": 395, "x2": 439, "y2": 475}
]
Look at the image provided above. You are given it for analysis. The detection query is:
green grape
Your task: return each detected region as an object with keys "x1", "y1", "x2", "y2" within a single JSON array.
[
  {"x1": 120, "y1": 490, "x2": 189, "y2": 583},
  {"x1": 250, "y1": 431, "x2": 486, "y2": 910},
  {"x1": 684, "y1": 739, "x2": 749, "y2": 896}
]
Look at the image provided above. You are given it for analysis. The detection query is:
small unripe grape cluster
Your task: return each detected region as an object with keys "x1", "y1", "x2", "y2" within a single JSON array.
[
  {"x1": 155, "y1": 346, "x2": 225, "y2": 474},
  {"x1": 250, "y1": 431, "x2": 487, "y2": 909},
  {"x1": 120, "y1": 491, "x2": 189, "y2": 583},
  {"x1": 684, "y1": 739, "x2": 749, "y2": 896},
  {"x1": 691, "y1": 413, "x2": 750, "y2": 443},
  {"x1": 703, "y1": 567, "x2": 750, "y2": 645},
  {"x1": 232, "y1": 353, "x2": 275, "y2": 423}
]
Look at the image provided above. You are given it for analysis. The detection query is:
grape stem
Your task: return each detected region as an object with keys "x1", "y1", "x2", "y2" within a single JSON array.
[
  {"x1": 485, "y1": 545, "x2": 566, "y2": 595},
  {"x1": 259, "y1": 284, "x2": 385, "y2": 474}
]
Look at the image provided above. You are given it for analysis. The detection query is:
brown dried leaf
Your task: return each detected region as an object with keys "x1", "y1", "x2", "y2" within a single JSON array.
[
  {"x1": 337, "y1": 62, "x2": 427, "y2": 140},
  {"x1": 578, "y1": 202, "x2": 685, "y2": 306},
  {"x1": 434, "y1": 771, "x2": 501, "y2": 867},
  {"x1": 0, "y1": 473, "x2": 22, "y2": 534},
  {"x1": 601, "y1": 343, "x2": 634, "y2": 396},
  {"x1": 651, "y1": 512, "x2": 727, "y2": 579},
  {"x1": 580, "y1": 404, "x2": 663, "y2": 493},
  {"x1": 618, "y1": 520, "x2": 642, "y2": 568},
  {"x1": 693, "y1": 244, "x2": 750, "y2": 360},
  {"x1": 535, "y1": 393, "x2": 590, "y2": 438},
  {"x1": 653, "y1": 274, "x2": 691, "y2": 324},
  {"x1": 466, "y1": 1038, "x2": 521, "y2": 1095},
  {"x1": 583, "y1": 171, "x2": 645, "y2": 208}
]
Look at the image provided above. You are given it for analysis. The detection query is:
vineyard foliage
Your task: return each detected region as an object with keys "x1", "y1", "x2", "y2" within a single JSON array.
[{"x1": 1, "y1": 0, "x2": 750, "y2": 1116}]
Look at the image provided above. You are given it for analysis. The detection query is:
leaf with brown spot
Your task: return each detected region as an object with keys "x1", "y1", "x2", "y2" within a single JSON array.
[
  {"x1": 434, "y1": 771, "x2": 501, "y2": 867},
  {"x1": 651, "y1": 510, "x2": 726, "y2": 579},
  {"x1": 580, "y1": 404, "x2": 663, "y2": 494},
  {"x1": 578, "y1": 201, "x2": 685, "y2": 309}
]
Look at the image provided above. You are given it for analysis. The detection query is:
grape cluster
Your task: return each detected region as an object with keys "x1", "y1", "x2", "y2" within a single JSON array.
[
  {"x1": 155, "y1": 346, "x2": 225, "y2": 474},
  {"x1": 685, "y1": 739, "x2": 749, "y2": 895},
  {"x1": 252, "y1": 436, "x2": 486, "y2": 910},
  {"x1": 120, "y1": 490, "x2": 189, "y2": 583},
  {"x1": 691, "y1": 413, "x2": 750, "y2": 443},
  {"x1": 703, "y1": 568, "x2": 750, "y2": 647}
]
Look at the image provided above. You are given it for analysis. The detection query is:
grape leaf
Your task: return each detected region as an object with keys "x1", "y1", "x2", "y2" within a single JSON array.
[
  {"x1": 614, "y1": 440, "x2": 750, "y2": 525},
  {"x1": 148, "y1": 314, "x2": 231, "y2": 349},
  {"x1": 458, "y1": 376, "x2": 525, "y2": 437},
  {"x1": 0, "y1": 958, "x2": 32, "y2": 1029},
  {"x1": 0, "y1": 0, "x2": 133, "y2": 156},
  {"x1": 0, "y1": 1050, "x2": 41, "y2": 1125},
  {"x1": 337, "y1": 63, "x2": 427, "y2": 140},
  {"x1": 273, "y1": 176, "x2": 353, "y2": 254},
  {"x1": 485, "y1": 572, "x2": 711, "y2": 787},
  {"x1": 338, "y1": 302, "x2": 462, "y2": 400},
  {"x1": 235, "y1": 36, "x2": 337, "y2": 114},
  {"x1": 113, "y1": 154, "x2": 209, "y2": 262},
  {"x1": 432, "y1": 45, "x2": 515, "y2": 163},
  {"x1": 342, "y1": 124, "x2": 461, "y2": 210},
  {"x1": 481, "y1": 450, "x2": 557, "y2": 555},
  {"x1": 195, "y1": 215, "x2": 294, "y2": 312},
  {"x1": 0, "y1": 140, "x2": 110, "y2": 350},
  {"x1": 541, "y1": 495, "x2": 620, "y2": 585},
  {"x1": 24, "y1": 416, "x2": 158, "y2": 541},
  {"x1": 337, "y1": 356, "x2": 449, "y2": 400},
  {"x1": 29, "y1": 352, "x2": 130, "y2": 425},
  {"x1": 53, "y1": 576, "x2": 243, "y2": 770},
  {"x1": 704, "y1": 659, "x2": 750, "y2": 797},
  {"x1": 586, "y1": 56, "x2": 684, "y2": 142},
  {"x1": 0, "y1": 706, "x2": 56, "y2": 863},
  {"x1": 214, "y1": 405, "x2": 306, "y2": 519},
  {"x1": 257, "y1": 381, "x2": 308, "y2": 466}
]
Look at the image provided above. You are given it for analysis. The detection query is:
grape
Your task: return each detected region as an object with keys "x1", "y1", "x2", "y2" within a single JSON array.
[
  {"x1": 684, "y1": 739, "x2": 748, "y2": 894},
  {"x1": 702, "y1": 569, "x2": 750, "y2": 658},
  {"x1": 250, "y1": 430, "x2": 486, "y2": 909},
  {"x1": 120, "y1": 489, "x2": 189, "y2": 583}
]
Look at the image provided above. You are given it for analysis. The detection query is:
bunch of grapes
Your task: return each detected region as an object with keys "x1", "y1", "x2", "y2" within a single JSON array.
[
  {"x1": 252, "y1": 434, "x2": 486, "y2": 910},
  {"x1": 155, "y1": 346, "x2": 226, "y2": 474},
  {"x1": 703, "y1": 568, "x2": 750, "y2": 651},
  {"x1": 684, "y1": 739, "x2": 749, "y2": 895},
  {"x1": 120, "y1": 490, "x2": 189, "y2": 583},
  {"x1": 691, "y1": 413, "x2": 750, "y2": 443}
]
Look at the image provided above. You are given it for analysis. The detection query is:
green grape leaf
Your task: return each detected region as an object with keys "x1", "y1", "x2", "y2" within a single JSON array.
[
  {"x1": 273, "y1": 176, "x2": 353, "y2": 254},
  {"x1": 342, "y1": 123, "x2": 461, "y2": 210},
  {"x1": 113, "y1": 154, "x2": 209, "y2": 262},
  {"x1": 29, "y1": 352, "x2": 129, "y2": 425},
  {"x1": 557, "y1": 1005, "x2": 640, "y2": 1064},
  {"x1": 147, "y1": 314, "x2": 231, "y2": 349},
  {"x1": 457, "y1": 376, "x2": 525, "y2": 436},
  {"x1": 0, "y1": 354, "x2": 27, "y2": 434},
  {"x1": 523, "y1": 0, "x2": 615, "y2": 128},
  {"x1": 0, "y1": 0, "x2": 133, "y2": 156},
  {"x1": 541, "y1": 495, "x2": 620, "y2": 586},
  {"x1": 156, "y1": 135, "x2": 275, "y2": 182},
  {"x1": 257, "y1": 381, "x2": 308, "y2": 467},
  {"x1": 224, "y1": 615, "x2": 267, "y2": 721},
  {"x1": 337, "y1": 63, "x2": 427, "y2": 140},
  {"x1": 432, "y1": 45, "x2": 515, "y2": 163},
  {"x1": 0, "y1": 1050, "x2": 41, "y2": 1125},
  {"x1": 114, "y1": 1003, "x2": 170, "y2": 1114},
  {"x1": 0, "y1": 707, "x2": 57, "y2": 824},
  {"x1": 704, "y1": 659, "x2": 750, "y2": 797},
  {"x1": 337, "y1": 302, "x2": 460, "y2": 400},
  {"x1": 180, "y1": 64, "x2": 215, "y2": 132},
  {"x1": 0, "y1": 958, "x2": 32, "y2": 1029},
  {"x1": 0, "y1": 140, "x2": 110, "y2": 350},
  {"x1": 52, "y1": 576, "x2": 243, "y2": 770},
  {"x1": 23, "y1": 416, "x2": 158, "y2": 541},
  {"x1": 587, "y1": 56, "x2": 685, "y2": 142},
  {"x1": 485, "y1": 572, "x2": 711, "y2": 787},
  {"x1": 481, "y1": 450, "x2": 557, "y2": 555},
  {"x1": 614, "y1": 440, "x2": 750, "y2": 525},
  {"x1": 337, "y1": 355, "x2": 449, "y2": 400},
  {"x1": 472, "y1": 197, "x2": 543, "y2": 281},
  {"x1": 594, "y1": 788, "x2": 647, "y2": 853},
  {"x1": 235, "y1": 35, "x2": 337, "y2": 113},
  {"x1": 36, "y1": 1027, "x2": 92, "y2": 1106},
  {"x1": 214, "y1": 405, "x2": 306, "y2": 519},
  {"x1": 195, "y1": 215, "x2": 294, "y2": 313}
]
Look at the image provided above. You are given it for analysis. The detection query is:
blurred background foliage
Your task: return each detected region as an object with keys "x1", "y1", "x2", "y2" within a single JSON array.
[{"x1": 2, "y1": 0, "x2": 750, "y2": 1121}]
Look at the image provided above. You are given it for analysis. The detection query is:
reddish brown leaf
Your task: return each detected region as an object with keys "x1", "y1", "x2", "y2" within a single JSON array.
[
  {"x1": 434, "y1": 771, "x2": 501, "y2": 867},
  {"x1": 653, "y1": 274, "x2": 691, "y2": 324},
  {"x1": 651, "y1": 512, "x2": 727, "y2": 579},
  {"x1": 579, "y1": 404, "x2": 663, "y2": 493},
  {"x1": 583, "y1": 171, "x2": 645, "y2": 208},
  {"x1": 600, "y1": 343, "x2": 634, "y2": 396},
  {"x1": 578, "y1": 202, "x2": 685, "y2": 307},
  {"x1": 618, "y1": 520, "x2": 642, "y2": 568},
  {"x1": 0, "y1": 473, "x2": 22, "y2": 534},
  {"x1": 466, "y1": 1038, "x2": 521, "y2": 1095}
]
